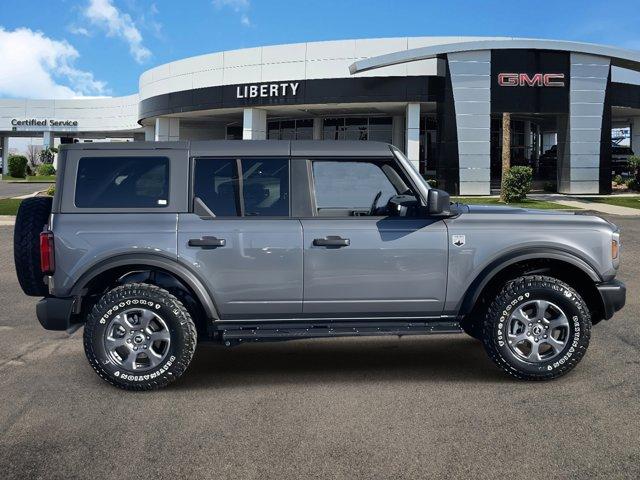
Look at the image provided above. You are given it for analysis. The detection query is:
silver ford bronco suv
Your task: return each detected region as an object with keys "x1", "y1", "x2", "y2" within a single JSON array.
[{"x1": 14, "y1": 141, "x2": 626, "y2": 390}]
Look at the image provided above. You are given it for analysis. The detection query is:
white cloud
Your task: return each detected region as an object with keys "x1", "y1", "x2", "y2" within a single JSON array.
[
  {"x1": 68, "y1": 25, "x2": 90, "y2": 36},
  {"x1": 84, "y1": 0, "x2": 151, "y2": 63},
  {"x1": 0, "y1": 27, "x2": 108, "y2": 99},
  {"x1": 213, "y1": 0, "x2": 252, "y2": 27}
]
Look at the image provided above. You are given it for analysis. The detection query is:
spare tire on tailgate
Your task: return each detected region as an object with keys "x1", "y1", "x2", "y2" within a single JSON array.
[{"x1": 14, "y1": 196, "x2": 53, "y2": 296}]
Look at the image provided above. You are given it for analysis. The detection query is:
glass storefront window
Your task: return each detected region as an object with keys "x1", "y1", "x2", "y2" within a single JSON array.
[
  {"x1": 267, "y1": 119, "x2": 314, "y2": 140},
  {"x1": 322, "y1": 116, "x2": 392, "y2": 142}
]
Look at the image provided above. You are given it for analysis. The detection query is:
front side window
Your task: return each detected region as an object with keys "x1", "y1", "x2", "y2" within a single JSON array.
[
  {"x1": 312, "y1": 160, "x2": 403, "y2": 215},
  {"x1": 75, "y1": 157, "x2": 169, "y2": 208},
  {"x1": 194, "y1": 158, "x2": 289, "y2": 217}
]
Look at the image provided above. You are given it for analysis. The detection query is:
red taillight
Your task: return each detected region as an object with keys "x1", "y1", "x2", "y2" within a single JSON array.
[{"x1": 40, "y1": 231, "x2": 55, "y2": 274}]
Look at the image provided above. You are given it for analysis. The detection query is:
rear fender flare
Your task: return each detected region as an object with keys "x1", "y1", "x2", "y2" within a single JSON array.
[{"x1": 70, "y1": 253, "x2": 220, "y2": 320}]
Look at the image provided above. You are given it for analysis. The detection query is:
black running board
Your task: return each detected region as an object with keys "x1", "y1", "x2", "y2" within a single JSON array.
[{"x1": 219, "y1": 320, "x2": 462, "y2": 345}]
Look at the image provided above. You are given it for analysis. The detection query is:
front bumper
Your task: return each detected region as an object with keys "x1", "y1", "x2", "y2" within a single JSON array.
[
  {"x1": 597, "y1": 280, "x2": 626, "y2": 320},
  {"x1": 36, "y1": 297, "x2": 79, "y2": 331}
]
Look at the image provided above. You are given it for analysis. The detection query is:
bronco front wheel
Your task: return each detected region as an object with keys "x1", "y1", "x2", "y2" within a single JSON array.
[
  {"x1": 483, "y1": 275, "x2": 591, "y2": 380},
  {"x1": 83, "y1": 283, "x2": 197, "y2": 390}
]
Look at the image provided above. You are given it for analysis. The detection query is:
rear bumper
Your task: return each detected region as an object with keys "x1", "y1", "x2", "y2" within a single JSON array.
[
  {"x1": 597, "y1": 280, "x2": 626, "y2": 320},
  {"x1": 36, "y1": 297, "x2": 78, "y2": 331}
]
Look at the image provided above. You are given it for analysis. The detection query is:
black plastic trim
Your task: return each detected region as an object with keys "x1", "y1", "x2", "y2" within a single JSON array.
[
  {"x1": 457, "y1": 247, "x2": 603, "y2": 315},
  {"x1": 70, "y1": 253, "x2": 220, "y2": 319},
  {"x1": 36, "y1": 297, "x2": 77, "y2": 331},
  {"x1": 596, "y1": 279, "x2": 626, "y2": 320}
]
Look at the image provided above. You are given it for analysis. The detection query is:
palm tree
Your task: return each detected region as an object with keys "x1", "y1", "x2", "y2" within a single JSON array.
[{"x1": 500, "y1": 112, "x2": 511, "y2": 202}]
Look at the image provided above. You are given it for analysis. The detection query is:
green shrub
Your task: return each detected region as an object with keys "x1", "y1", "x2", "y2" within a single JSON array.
[
  {"x1": 625, "y1": 177, "x2": 639, "y2": 191},
  {"x1": 37, "y1": 163, "x2": 56, "y2": 176},
  {"x1": 628, "y1": 155, "x2": 640, "y2": 179},
  {"x1": 39, "y1": 147, "x2": 57, "y2": 164},
  {"x1": 25, "y1": 163, "x2": 34, "y2": 176},
  {"x1": 45, "y1": 185, "x2": 55, "y2": 196},
  {"x1": 613, "y1": 174, "x2": 624, "y2": 185},
  {"x1": 502, "y1": 166, "x2": 533, "y2": 203},
  {"x1": 7, "y1": 155, "x2": 28, "y2": 178}
]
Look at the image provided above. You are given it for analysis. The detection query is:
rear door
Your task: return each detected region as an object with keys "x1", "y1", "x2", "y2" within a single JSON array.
[
  {"x1": 178, "y1": 156, "x2": 303, "y2": 319},
  {"x1": 301, "y1": 158, "x2": 448, "y2": 317}
]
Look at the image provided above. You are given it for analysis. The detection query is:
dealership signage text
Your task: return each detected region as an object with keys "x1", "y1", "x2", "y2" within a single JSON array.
[
  {"x1": 498, "y1": 73, "x2": 565, "y2": 87},
  {"x1": 236, "y1": 82, "x2": 300, "y2": 99},
  {"x1": 11, "y1": 119, "x2": 79, "y2": 127}
]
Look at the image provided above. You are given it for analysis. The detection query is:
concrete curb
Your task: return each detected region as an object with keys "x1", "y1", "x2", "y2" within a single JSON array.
[{"x1": 0, "y1": 215, "x2": 15, "y2": 226}]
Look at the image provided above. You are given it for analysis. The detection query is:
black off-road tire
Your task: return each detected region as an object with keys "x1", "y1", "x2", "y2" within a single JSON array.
[
  {"x1": 483, "y1": 275, "x2": 591, "y2": 380},
  {"x1": 83, "y1": 283, "x2": 197, "y2": 391},
  {"x1": 13, "y1": 196, "x2": 53, "y2": 296}
]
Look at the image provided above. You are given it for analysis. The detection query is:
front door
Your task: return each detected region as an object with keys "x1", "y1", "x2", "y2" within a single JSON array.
[
  {"x1": 178, "y1": 157, "x2": 303, "y2": 319},
  {"x1": 301, "y1": 159, "x2": 448, "y2": 317}
]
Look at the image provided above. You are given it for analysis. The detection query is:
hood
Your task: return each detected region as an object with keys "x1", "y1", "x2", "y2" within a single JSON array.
[{"x1": 457, "y1": 203, "x2": 574, "y2": 216}]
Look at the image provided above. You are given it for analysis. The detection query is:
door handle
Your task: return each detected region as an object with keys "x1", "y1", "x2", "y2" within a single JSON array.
[
  {"x1": 313, "y1": 236, "x2": 350, "y2": 247},
  {"x1": 188, "y1": 236, "x2": 226, "y2": 248}
]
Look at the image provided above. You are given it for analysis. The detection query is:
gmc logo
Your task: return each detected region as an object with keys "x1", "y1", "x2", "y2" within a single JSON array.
[{"x1": 498, "y1": 73, "x2": 565, "y2": 87}]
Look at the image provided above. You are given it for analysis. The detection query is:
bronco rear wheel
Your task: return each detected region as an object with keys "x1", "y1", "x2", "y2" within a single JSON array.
[
  {"x1": 483, "y1": 275, "x2": 591, "y2": 380},
  {"x1": 83, "y1": 283, "x2": 197, "y2": 390}
]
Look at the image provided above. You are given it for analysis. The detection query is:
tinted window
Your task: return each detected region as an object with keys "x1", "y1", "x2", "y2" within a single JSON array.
[
  {"x1": 75, "y1": 157, "x2": 169, "y2": 208},
  {"x1": 194, "y1": 159, "x2": 240, "y2": 216},
  {"x1": 312, "y1": 161, "x2": 398, "y2": 210},
  {"x1": 194, "y1": 158, "x2": 289, "y2": 216}
]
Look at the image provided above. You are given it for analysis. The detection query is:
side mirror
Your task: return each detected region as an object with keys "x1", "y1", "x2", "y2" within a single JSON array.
[{"x1": 427, "y1": 188, "x2": 451, "y2": 216}]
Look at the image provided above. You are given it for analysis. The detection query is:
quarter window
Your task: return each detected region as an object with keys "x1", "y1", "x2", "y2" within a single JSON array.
[
  {"x1": 75, "y1": 157, "x2": 169, "y2": 208},
  {"x1": 194, "y1": 158, "x2": 289, "y2": 216}
]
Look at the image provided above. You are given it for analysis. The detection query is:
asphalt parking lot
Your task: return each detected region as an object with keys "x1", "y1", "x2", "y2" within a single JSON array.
[
  {"x1": 1, "y1": 217, "x2": 639, "y2": 480},
  {"x1": 0, "y1": 181, "x2": 52, "y2": 199}
]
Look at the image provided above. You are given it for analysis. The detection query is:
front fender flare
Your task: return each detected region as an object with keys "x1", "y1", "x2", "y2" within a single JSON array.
[{"x1": 457, "y1": 247, "x2": 602, "y2": 316}]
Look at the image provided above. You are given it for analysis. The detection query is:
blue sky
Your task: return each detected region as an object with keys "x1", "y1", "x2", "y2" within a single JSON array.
[{"x1": 1, "y1": 0, "x2": 639, "y2": 98}]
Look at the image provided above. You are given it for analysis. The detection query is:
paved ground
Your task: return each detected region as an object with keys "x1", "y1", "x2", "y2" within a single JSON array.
[
  {"x1": 0, "y1": 181, "x2": 51, "y2": 199},
  {"x1": 0, "y1": 218, "x2": 639, "y2": 480},
  {"x1": 531, "y1": 193, "x2": 640, "y2": 216}
]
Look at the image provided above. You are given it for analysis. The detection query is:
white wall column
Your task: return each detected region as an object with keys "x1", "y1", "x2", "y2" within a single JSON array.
[
  {"x1": 43, "y1": 131, "x2": 55, "y2": 150},
  {"x1": 143, "y1": 125, "x2": 155, "y2": 141},
  {"x1": 392, "y1": 115, "x2": 405, "y2": 151},
  {"x1": 155, "y1": 118, "x2": 180, "y2": 141},
  {"x1": 242, "y1": 108, "x2": 267, "y2": 140},
  {"x1": 1, "y1": 137, "x2": 9, "y2": 176},
  {"x1": 632, "y1": 117, "x2": 640, "y2": 157},
  {"x1": 405, "y1": 103, "x2": 420, "y2": 172},
  {"x1": 312, "y1": 118, "x2": 323, "y2": 140}
]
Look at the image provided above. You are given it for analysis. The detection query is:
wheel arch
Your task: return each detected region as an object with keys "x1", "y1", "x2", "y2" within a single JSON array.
[
  {"x1": 70, "y1": 253, "x2": 220, "y2": 321},
  {"x1": 459, "y1": 248, "x2": 605, "y2": 321}
]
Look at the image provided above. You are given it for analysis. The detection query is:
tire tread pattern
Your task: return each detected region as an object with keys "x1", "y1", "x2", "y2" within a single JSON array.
[
  {"x1": 13, "y1": 196, "x2": 53, "y2": 296},
  {"x1": 483, "y1": 275, "x2": 591, "y2": 381},
  {"x1": 83, "y1": 283, "x2": 197, "y2": 391}
]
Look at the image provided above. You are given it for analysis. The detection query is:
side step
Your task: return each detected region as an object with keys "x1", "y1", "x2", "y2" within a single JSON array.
[{"x1": 219, "y1": 320, "x2": 462, "y2": 345}]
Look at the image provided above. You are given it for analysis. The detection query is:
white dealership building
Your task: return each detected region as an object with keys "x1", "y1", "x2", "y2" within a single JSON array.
[{"x1": 2, "y1": 36, "x2": 640, "y2": 194}]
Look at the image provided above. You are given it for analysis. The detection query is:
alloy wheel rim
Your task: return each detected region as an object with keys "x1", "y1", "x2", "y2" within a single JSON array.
[
  {"x1": 104, "y1": 307, "x2": 171, "y2": 372},
  {"x1": 506, "y1": 299, "x2": 570, "y2": 363}
]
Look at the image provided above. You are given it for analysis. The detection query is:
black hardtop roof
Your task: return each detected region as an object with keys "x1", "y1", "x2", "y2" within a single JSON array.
[{"x1": 59, "y1": 140, "x2": 395, "y2": 158}]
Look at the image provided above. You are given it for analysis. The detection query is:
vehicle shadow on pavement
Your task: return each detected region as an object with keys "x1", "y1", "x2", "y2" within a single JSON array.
[{"x1": 175, "y1": 335, "x2": 506, "y2": 390}]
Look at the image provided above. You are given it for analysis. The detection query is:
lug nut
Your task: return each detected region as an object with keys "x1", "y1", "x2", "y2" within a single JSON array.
[{"x1": 126, "y1": 339, "x2": 131, "y2": 343}]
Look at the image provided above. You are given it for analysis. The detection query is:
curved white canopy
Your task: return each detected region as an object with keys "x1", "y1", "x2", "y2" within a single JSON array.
[{"x1": 350, "y1": 38, "x2": 640, "y2": 74}]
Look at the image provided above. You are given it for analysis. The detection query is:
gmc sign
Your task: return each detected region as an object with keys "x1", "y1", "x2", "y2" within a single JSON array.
[{"x1": 498, "y1": 73, "x2": 565, "y2": 87}]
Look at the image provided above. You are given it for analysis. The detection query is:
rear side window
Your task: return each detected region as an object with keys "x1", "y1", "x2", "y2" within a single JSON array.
[
  {"x1": 194, "y1": 158, "x2": 289, "y2": 216},
  {"x1": 75, "y1": 157, "x2": 170, "y2": 208}
]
